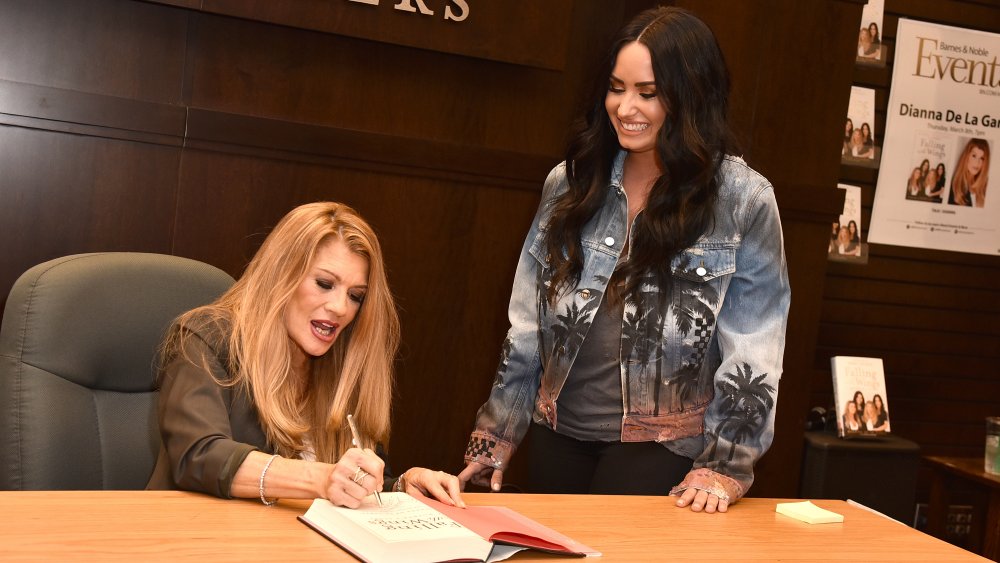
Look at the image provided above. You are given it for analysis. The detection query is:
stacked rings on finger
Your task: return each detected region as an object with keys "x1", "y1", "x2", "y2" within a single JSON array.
[{"x1": 352, "y1": 466, "x2": 368, "y2": 485}]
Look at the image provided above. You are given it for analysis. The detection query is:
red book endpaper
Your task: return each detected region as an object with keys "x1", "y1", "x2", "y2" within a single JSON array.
[{"x1": 415, "y1": 496, "x2": 600, "y2": 557}]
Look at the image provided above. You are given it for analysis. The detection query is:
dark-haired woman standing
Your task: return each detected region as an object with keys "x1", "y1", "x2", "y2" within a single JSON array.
[{"x1": 459, "y1": 6, "x2": 790, "y2": 514}]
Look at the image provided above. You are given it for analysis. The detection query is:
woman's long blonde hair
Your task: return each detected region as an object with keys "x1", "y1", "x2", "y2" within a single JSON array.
[
  {"x1": 951, "y1": 138, "x2": 990, "y2": 207},
  {"x1": 162, "y1": 202, "x2": 399, "y2": 463}
]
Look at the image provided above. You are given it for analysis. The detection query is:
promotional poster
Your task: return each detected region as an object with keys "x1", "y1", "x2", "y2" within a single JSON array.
[{"x1": 869, "y1": 19, "x2": 999, "y2": 255}]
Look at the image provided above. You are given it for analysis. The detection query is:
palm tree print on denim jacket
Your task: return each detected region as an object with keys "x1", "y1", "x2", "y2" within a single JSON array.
[{"x1": 465, "y1": 153, "x2": 790, "y2": 503}]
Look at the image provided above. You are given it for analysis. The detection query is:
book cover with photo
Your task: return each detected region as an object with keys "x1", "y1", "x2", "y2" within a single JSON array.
[
  {"x1": 856, "y1": 0, "x2": 887, "y2": 66},
  {"x1": 828, "y1": 184, "x2": 866, "y2": 263},
  {"x1": 904, "y1": 134, "x2": 951, "y2": 204},
  {"x1": 842, "y1": 86, "x2": 879, "y2": 167},
  {"x1": 831, "y1": 356, "x2": 891, "y2": 438}
]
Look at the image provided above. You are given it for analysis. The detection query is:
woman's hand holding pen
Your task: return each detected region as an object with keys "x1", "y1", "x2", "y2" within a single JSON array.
[
  {"x1": 457, "y1": 461, "x2": 503, "y2": 493},
  {"x1": 326, "y1": 447, "x2": 384, "y2": 509}
]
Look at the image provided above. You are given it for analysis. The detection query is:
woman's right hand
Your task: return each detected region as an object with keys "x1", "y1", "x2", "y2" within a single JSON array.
[
  {"x1": 457, "y1": 461, "x2": 503, "y2": 492},
  {"x1": 325, "y1": 447, "x2": 385, "y2": 508}
]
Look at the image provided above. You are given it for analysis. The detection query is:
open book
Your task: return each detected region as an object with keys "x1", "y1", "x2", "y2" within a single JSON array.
[
  {"x1": 831, "y1": 356, "x2": 891, "y2": 438},
  {"x1": 299, "y1": 492, "x2": 601, "y2": 563}
]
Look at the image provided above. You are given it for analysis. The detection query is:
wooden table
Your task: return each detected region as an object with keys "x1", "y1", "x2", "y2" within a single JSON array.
[
  {"x1": 926, "y1": 455, "x2": 1000, "y2": 561},
  {"x1": 0, "y1": 491, "x2": 988, "y2": 561}
]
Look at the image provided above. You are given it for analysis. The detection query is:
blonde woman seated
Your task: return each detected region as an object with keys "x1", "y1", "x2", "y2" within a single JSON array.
[{"x1": 147, "y1": 202, "x2": 465, "y2": 508}]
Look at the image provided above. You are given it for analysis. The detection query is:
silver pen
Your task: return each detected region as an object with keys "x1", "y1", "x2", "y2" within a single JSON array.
[{"x1": 346, "y1": 413, "x2": 383, "y2": 507}]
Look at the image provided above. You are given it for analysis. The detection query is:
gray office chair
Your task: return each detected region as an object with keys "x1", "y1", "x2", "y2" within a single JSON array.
[{"x1": 0, "y1": 253, "x2": 235, "y2": 490}]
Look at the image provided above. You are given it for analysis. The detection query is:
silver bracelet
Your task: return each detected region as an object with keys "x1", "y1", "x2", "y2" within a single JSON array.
[{"x1": 259, "y1": 454, "x2": 280, "y2": 506}]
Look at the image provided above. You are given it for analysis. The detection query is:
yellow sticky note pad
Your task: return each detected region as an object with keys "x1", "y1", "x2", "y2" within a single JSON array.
[{"x1": 776, "y1": 501, "x2": 845, "y2": 524}]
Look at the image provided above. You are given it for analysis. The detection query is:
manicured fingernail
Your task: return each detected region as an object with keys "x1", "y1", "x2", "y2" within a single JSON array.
[{"x1": 491, "y1": 483, "x2": 500, "y2": 492}]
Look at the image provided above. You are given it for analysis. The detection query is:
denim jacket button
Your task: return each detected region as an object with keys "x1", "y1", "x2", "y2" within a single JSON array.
[
  {"x1": 604, "y1": 236, "x2": 615, "y2": 246},
  {"x1": 696, "y1": 266, "x2": 707, "y2": 276}
]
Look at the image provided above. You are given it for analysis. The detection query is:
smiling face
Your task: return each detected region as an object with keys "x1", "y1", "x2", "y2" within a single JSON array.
[
  {"x1": 967, "y1": 147, "x2": 986, "y2": 176},
  {"x1": 284, "y1": 237, "x2": 368, "y2": 367},
  {"x1": 605, "y1": 41, "x2": 666, "y2": 156}
]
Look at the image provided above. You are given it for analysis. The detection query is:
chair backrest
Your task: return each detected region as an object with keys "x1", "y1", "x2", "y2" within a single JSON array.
[{"x1": 0, "y1": 253, "x2": 235, "y2": 490}]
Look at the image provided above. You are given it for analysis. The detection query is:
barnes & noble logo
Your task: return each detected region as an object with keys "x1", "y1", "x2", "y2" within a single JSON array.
[{"x1": 913, "y1": 36, "x2": 999, "y2": 86}]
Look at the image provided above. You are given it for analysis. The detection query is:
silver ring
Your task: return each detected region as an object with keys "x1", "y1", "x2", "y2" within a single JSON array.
[{"x1": 353, "y1": 468, "x2": 368, "y2": 485}]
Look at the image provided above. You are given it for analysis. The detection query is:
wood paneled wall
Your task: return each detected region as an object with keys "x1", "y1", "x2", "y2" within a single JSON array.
[
  {"x1": 0, "y1": 0, "x2": 861, "y2": 497},
  {"x1": 813, "y1": 0, "x2": 1000, "y2": 503}
]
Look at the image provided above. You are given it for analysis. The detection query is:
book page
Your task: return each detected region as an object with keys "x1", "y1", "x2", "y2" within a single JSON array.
[
  {"x1": 330, "y1": 493, "x2": 473, "y2": 543},
  {"x1": 300, "y1": 494, "x2": 494, "y2": 563}
]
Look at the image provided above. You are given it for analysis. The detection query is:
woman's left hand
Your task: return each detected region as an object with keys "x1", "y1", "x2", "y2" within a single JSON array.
[
  {"x1": 398, "y1": 467, "x2": 466, "y2": 508},
  {"x1": 675, "y1": 487, "x2": 729, "y2": 513}
]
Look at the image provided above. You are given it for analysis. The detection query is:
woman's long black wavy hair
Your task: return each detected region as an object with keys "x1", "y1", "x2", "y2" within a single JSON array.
[{"x1": 544, "y1": 6, "x2": 736, "y2": 304}]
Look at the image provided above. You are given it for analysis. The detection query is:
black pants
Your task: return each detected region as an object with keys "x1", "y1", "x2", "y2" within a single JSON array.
[{"x1": 525, "y1": 423, "x2": 693, "y2": 495}]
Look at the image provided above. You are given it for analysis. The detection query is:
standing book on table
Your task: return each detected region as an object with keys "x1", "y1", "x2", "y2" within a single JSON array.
[
  {"x1": 831, "y1": 356, "x2": 891, "y2": 438},
  {"x1": 299, "y1": 492, "x2": 601, "y2": 563}
]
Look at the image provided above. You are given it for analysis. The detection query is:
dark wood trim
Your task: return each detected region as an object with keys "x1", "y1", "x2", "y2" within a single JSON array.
[
  {"x1": 1, "y1": 76, "x2": 846, "y2": 209},
  {"x1": 0, "y1": 78, "x2": 556, "y2": 190},
  {"x1": 0, "y1": 79, "x2": 185, "y2": 139},
  {"x1": 184, "y1": 108, "x2": 556, "y2": 190}
]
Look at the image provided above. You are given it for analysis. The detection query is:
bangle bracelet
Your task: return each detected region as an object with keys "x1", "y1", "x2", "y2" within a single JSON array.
[
  {"x1": 259, "y1": 454, "x2": 280, "y2": 506},
  {"x1": 393, "y1": 473, "x2": 406, "y2": 493}
]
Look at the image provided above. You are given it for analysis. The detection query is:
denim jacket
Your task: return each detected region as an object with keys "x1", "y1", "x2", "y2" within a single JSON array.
[{"x1": 465, "y1": 152, "x2": 791, "y2": 502}]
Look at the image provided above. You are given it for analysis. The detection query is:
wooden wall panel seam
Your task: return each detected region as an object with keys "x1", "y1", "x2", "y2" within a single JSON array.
[
  {"x1": 0, "y1": 113, "x2": 184, "y2": 148},
  {"x1": 0, "y1": 78, "x2": 185, "y2": 138},
  {"x1": 0, "y1": 79, "x2": 557, "y2": 191}
]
